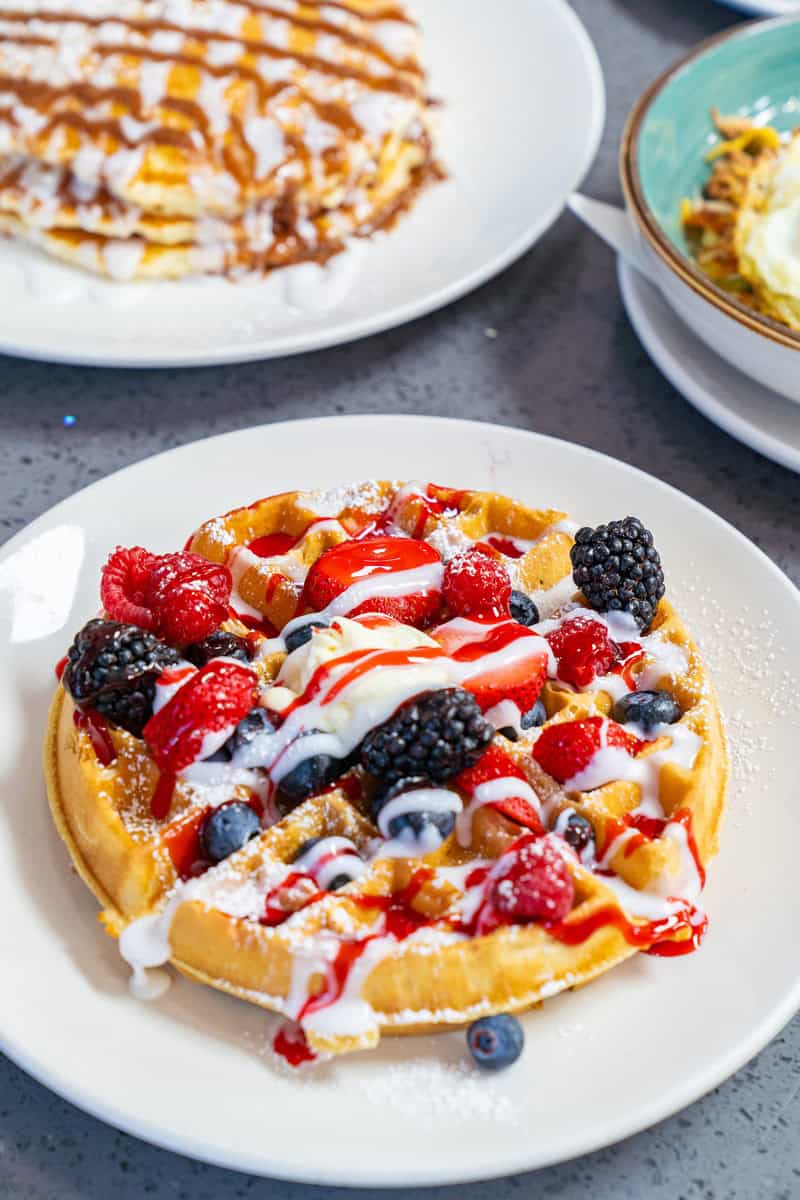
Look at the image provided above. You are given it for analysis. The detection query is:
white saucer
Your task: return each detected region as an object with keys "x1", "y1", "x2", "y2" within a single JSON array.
[
  {"x1": 0, "y1": 0, "x2": 604, "y2": 368},
  {"x1": 2, "y1": 416, "x2": 799, "y2": 1186},
  {"x1": 618, "y1": 258, "x2": 800, "y2": 475}
]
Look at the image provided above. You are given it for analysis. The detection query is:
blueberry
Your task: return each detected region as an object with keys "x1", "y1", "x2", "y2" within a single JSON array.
[
  {"x1": 200, "y1": 801, "x2": 261, "y2": 863},
  {"x1": 467, "y1": 1014, "x2": 524, "y2": 1071},
  {"x1": 278, "y1": 732, "x2": 344, "y2": 803},
  {"x1": 230, "y1": 707, "x2": 274, "y2": 754},
  {"x1": 499, "y1": 726, "x2": 519, "y2": 743},
  {"x1": 509, "y1": 590, "x2": 539, "y2": 627},
  {"x1": 327, "y1": 873, "x2": 354, "y2": 892},
  {"x1": 521, "y1": 699, "x2": 547, "y2": 729},
  {"x1": 373, "y1": 776, "x2": 457, "y2": 842},
  {"x1": 561, "y1": 812, "x2": 594, "y2": 855},
  {"x1": 612, "y1": 689, "x2": 681, "y2": 730},
  {"x1": 284, "y1": 620, "x2": 328, "y2": 654},
  {"x1": 293, "y1": 837, "x2": 361, "y2": 891},
  {"x1": 185, "y1": 631, "x2": 250, "y2": 667}
]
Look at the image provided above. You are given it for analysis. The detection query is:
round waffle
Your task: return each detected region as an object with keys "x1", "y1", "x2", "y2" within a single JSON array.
[{"x1": 44, "y1": 481, "x2": 728, "y2": 1061}]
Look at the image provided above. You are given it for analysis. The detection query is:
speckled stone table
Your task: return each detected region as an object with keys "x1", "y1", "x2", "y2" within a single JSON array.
[{"x1": 2, "y1": 1, "x2": 799, "y2": 1197}]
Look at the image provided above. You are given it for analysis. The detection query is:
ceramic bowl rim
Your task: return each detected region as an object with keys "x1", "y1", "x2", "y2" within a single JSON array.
[{"x1": 620, "y1": 14, "x2": 800, "y2": 354}]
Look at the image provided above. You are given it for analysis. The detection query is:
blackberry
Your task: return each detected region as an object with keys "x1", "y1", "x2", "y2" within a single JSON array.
[
  {"x1": 360, "y1": 687, "x2": 493, "y2": 785},
  {"x1": 62, "y1": 619, "x2": 180, "y2": 736},
  {"x1": 185, "y1": 630, "x2": 250, "y2": 667},
  {"x1": 509, "y1": 590, "x2": 539, "y2": 627},
  {"x1": 570, "y1": 517, "x2": 665, "y2": 633}
]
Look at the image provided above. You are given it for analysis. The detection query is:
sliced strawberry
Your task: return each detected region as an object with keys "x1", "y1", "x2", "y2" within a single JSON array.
[
  {"x1": 100, "y1": 546, "x2": 158, "y2": 629},
  {"x1": 491, "y1": 836, "x2": 574, "y2": 922},
  {"x1": 532, "y1": 716, "x2": 643, "y2": 784},
  {"x1": 434, "y1": 618, "x2": 549, "y2": 713},
  {"x1": 442, "y1": 547, "x2": 511, "y2": 619},
  {"x1": 144, "y1": 551, "x2": 232, "y2": 646},
  {"x1": 455, "y1": 744, "x2": 543, "y2": 834},
  {"x1": 303, "y1": 536, "x2": 442, "y2": 626},
  {"x1": 143, "y1": 659, "x2": 258, "y2": 774}
]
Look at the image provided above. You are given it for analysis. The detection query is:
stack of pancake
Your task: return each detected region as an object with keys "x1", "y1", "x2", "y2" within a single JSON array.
[{"x1": 0, "y1": 0, "x2": 438, "y2": 280}]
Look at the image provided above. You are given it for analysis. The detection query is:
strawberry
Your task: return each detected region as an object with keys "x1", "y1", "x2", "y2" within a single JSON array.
[
  {"x1": 143, "y1": 659, "x2": 258, "y2": 774},
  {"x1": 546, "y1": 614, "x2": 616, "y2": 689},
  {"x1": 455, "y1": 744, "x2": 543, "y2": 834},
  {"x1": 491, "y1": 836, "x2": 574, "y2": 922},
  {"x1": 436, "y1": 620, "x2": 548, "y2": 713},
  {"x1": 144, "y1": 552, "x2": 231, "y2": 645},
  {"x1": 303, "y1": 536, "x2": 442, "y2": 626},
  {"x1": 532, "y1": 716, "x2": 643, "y2": 784},
  {"x1": 100, "y1": 546, "x2": 158, "y2": 629},
  {"x1": 442, "y1": 548, "x2": 511, "y2": 618}
]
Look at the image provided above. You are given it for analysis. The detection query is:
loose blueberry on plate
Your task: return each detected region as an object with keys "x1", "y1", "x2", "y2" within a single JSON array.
[
  {"x1": 467, "y1": 1014, "x2": 524, "y2": 1071},
  {"x1": 509, "y1": 590, "x2": 539, "y2": 627},
  {"x1": 200, "y1": 801, "x2": 261, "y2": 863},
  {"x1": 612, "y1": 689, "x2": 681, "y2": 729},
  {"x1": 520, "y1": 699, "x2": 547, "y2": 729},
  {"x1": 284, "y1": 620, "x2": 329, "y2": 654}
]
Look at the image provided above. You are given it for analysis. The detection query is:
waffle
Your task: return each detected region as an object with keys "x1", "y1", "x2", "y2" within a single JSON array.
[
  {"x1": 44, "y1": 481, "x2": 728, "y2": 1061},
  {"x1": 0, "y1": 1, "x2": 438, "y2": 279}
]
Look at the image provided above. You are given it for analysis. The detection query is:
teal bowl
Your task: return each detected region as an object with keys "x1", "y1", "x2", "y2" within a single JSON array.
[{"x1": 621, "y1": 16, "x2": 800, "y2": 400}]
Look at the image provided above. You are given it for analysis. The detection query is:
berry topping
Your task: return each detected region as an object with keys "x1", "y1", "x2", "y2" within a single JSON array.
[
  {"x1": 498, "y1": 726, "x2": 519, "y2": 742},
  {"x1": 62, "y1": 618, "x2": 181, "y2": 736},
  {"x1": 200, "y1": 800, "x2": 261, "y2": 863},
  {"x1": 509, "y1": 590, "x2": 539, "y2": 627},
  {"x1": 467, "y1": 1014, "x2": 524, "y2": 1071},
  {"x1": 100, "y1": 546, "x2": 157, "y2": 630},
  {"x1": 491, "y1": 836, "x2": 574, "y2": 922},
  {"x1": 229, "y1": 706, "x2": 276, "y2": 754},
  {"x1": 455, "y1": 743, "x2": 543, "y2": 833},
  {"x1": 521, "y1": 699, "x2": 547, "y2": 729},
  {"x1": 372, "y1": 776, "x2": 459, "y2": 844},
  {"x1": 442, "y1": 548, "x2": 511, "y2": 618},
  {"x1": 284, "y1": 619, "x2": 328, "y2": 654},
  {"x1": 303, "y1": 536, "x2": 442, "y2": 626},
  {"x1": 144, "y1": 552, "x2": 232, "y2": 646},
  {"x1": 558, "y1": 811, "x2": 595, "y2": 855},
  {"x1": 570, "y1": 517, "x2": 665, "y2": 633},
  {"x1": 100, "y1": 546, "x2": 232, "y2": 645},
  {"x1": 532, "y1": 716, "x2": 643, "y2": 784},
  {"x1": 277, "y1": 733, "x2": 346, "y2": 803},
  {"x1": 612, "y1": 689, "x2": 681, "y2": 729},
  {"x1": 546, "y1": 613, "x2": 616, "y2": 689},
  {"x1": 185, "y1": 630, "x2": 250, "y2": 667},
  {"x1": 143, "y1": 659, "x2": 258, "y2": 775},
  {"x1": 360, "y1": 687, "x2": 493, "y2": 785},
  {"x1": 293, "y1": 835, "x2": 365, "y2": 890}
]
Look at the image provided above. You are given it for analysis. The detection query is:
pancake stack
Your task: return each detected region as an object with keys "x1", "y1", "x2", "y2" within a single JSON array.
[{"x1": 0, "y1": 0, "x2": 438, "y2": 280}]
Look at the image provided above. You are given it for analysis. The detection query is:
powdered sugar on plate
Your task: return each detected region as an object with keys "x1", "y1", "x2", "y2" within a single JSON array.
[{"x1": 359, "y1": 1056, "x2": 520, "y2": 1125}]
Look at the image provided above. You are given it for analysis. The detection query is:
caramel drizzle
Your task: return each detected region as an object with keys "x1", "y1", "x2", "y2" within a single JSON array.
[{"x1": 0, "y1": 10, "x2": 420, "y2": 94}]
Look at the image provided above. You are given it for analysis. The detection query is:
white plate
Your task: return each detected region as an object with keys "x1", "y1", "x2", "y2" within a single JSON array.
[
  {"x1": 618, "y1": 258, "x2": 800, "y2": 475},
  {"x1": 0, "y1": 0, "x2": 603, "y2": 369},
  {"x1": 3, "y1": 416, "x2": 799, "y2": 1187}
]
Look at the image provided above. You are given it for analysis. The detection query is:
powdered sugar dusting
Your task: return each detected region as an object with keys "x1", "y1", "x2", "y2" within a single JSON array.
[
  {"x1": 303, "y1": 481, "x2": 390, "y2": 518},
  {"x1": 360, "y1": 1056, "x2": 520, "y2": 1125}
]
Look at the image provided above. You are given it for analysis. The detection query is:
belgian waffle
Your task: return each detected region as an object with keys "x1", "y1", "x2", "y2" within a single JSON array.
[
  {"x1": 0, "y1": 1, "x2": 438, "y2": 279},
  {"x1": 44, "y1": 481, "x2": 728, "y2": 1062}
]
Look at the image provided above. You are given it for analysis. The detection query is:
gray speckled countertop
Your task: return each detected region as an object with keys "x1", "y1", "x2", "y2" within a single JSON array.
[{"x1": 1, "y1": 1, "x2": 799, "y2": 1197}]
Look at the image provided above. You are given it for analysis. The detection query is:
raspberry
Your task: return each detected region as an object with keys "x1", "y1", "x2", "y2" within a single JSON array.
[
  {"x1": 143, "y1": 659, "x2": 258, "y2": 774},
  {"x1": 303, "y1": 536, "x2": 442, "y2": 627},
  {"x1": 546, "y1": 614, "x2": 616, "y2": 689},
  {"x1": 455, "y1": 744, "x2": 543, "y2": 834},
  {"x1": 100, "y1": 546, "x2": 158, "y2": 629},
  {"x1": 491, "y1": 836, "x2": 574, "y2": 922},
  {"x1": 532, "y1": 716, "x2": 642, "y2": 784},
  {"x1": 442, "y1": 548, "x2": 511, "y2": 618},
  {"x1": 144, "y1": 552, "x2": 232, "y2": 645}
]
